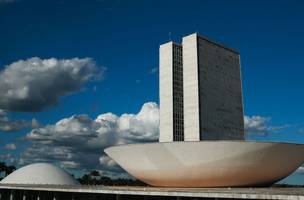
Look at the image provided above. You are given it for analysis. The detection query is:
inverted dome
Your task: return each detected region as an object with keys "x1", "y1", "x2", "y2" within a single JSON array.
[
  {"x1": 0, "y1": 163, "x2": 78, "y2": 185},
  {"x1": 105, "y1": 141, "x2": 304, "y2": 187}
]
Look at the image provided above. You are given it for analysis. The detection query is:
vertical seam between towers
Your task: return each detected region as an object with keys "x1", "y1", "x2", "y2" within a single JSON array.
[
  {"x1": 197, "y1": 35, "x2": 202, "y2": 141},
  {"x1": 172, "y1": 43, "x2": 175, "y2": 142},
  {"x1": 181, "y1": 46, "x2": 184, "y2": 141},
  {"x1": 159, "y1": 46, "x2": 161, "y2": 142},
  {"x1": 239, "y1": 54, "x2": 245, "y2": 140}
]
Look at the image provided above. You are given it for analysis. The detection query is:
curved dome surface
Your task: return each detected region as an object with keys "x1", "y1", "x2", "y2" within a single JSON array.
[
  {"x1": 0, "y1": 163, "x2": 78, "y2": 185},
  {"x1": 105, "y1": 141, "x2": 304, "y2": 187}
]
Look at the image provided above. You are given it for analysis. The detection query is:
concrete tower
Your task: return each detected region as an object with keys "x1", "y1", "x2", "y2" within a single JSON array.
[
  {"x1": 159, "y1": 42, "x2": 184, "y2": 142},
  {"x1": 183, "y1": 33, "x2": 244, "y2": 141},
  {"x1": 159, "y1": 33, "x2": 244, "y2": 142}
]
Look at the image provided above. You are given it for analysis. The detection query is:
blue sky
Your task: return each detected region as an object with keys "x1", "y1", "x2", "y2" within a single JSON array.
[{"x1": 0, "y1": 0, "x2": 304, "y2": 184}]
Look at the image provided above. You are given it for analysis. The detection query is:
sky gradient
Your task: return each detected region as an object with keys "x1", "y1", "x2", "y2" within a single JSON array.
[{"x1": 0, "y1": 0, "x2": 304, "y2": 184}]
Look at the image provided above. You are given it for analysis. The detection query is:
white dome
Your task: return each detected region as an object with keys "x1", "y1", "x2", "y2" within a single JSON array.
[{"x1": 0, "y1": 163, "x2": 78, "y2": 185}]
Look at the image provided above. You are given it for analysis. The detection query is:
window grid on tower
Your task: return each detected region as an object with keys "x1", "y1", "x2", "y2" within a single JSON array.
[{"x1": 172, "y1": 44, "x2": 184, "y2": 141}]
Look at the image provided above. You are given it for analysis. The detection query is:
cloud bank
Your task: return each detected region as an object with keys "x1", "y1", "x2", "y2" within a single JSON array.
[
  {"x1": 10, "y1": 101, "x2": 284, "y2": 177},
  {"x1": 0, "y1": 109, "x2": 39, "y2": 132},
  {"x1": 3, "y1": 143, "x2": 16, "y2": 150},
  {"x1": 0, "y1": 57, "x2": 103, "y2": 112},
  {"x1": 21, "y1": 102, "x2": 159, "y2": 176},
  {"x1": 244, "y1": 116, "x2": 288, "y2": 135}
]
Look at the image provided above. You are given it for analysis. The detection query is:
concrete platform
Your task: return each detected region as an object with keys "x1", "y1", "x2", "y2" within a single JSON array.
[{"x1": 1, "y1": 184, "x2": 304, "y2": 199}]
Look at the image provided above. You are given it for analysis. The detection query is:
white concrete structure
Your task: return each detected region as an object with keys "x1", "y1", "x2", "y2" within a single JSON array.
[
  {"x1": 106, "y1": 33, "x2": 304, "y2": 188},
  {"x1": 183, "y1": 33, "x2": 244, "y2": 141},
  {"x1": 159, "y1": 33, "x2": 244, "y2": 142},
  {"x1": 105, "y1": 141, "x2": 304, "y2": 187},
  {"x1": 159, "y1": 42, "x2": 184, "y2": 142},
  {"x1": 182, "y1": 34, "x2": 200, "y2": 141},
  {"x1": 2, "y1": 185, "x2": 304, "y2": 200},
  {"x1": 159, "y1": 42, "x2": 174, "y2": 142},
  {"x1": 0, "y1": 163, "x2": 78, "y2": 185}
]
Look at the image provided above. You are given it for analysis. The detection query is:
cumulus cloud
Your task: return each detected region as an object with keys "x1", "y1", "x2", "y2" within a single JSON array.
[
  {"x1": 295, "y1": 166, "x2": 304, "y2": 175},
  {"x1": 0, "y1": 109, "x2": 6, "y2": 117},
  {"x1": 3, "y1": 143, "x2": 16, "y2": 150},
  {"x1": 60, "y1": 161, "x2": 81, "y2": 169},
  {"x1": 20, "y1": 102, "x2": 159, "y2": 176},
  {"x1": 14, "y1": 101, "x2": 286, "y2": 177},
  {"x1": 99, "y1": 155, "x2": 122, "y2": 173},
  {"x1": 244, "y1": 116, "x2": 271, "y2": 134},
  {"x1": 0, "y1": 57, "x2": 103, "y2": 112},
  {"x1": 244, "y1": 115, "x2": 288, "y2": 135},
  {"x1": 0, "y1": 109, "x2": 38, "y2": 132},
  {"x1": 0, "y1": 119, "x2": 28, "y2": 132}
]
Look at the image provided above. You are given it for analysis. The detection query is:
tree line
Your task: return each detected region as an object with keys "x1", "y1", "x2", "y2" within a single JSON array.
[
  {"x1": 0, "y1": 162, "x2": 16, "y2": 181},
  {"x1": 77, "y1": 170, "x2": 147, "y2": 186},
  {"x1": 0, "y1": 162, "x2": 146, "y2": 186}
]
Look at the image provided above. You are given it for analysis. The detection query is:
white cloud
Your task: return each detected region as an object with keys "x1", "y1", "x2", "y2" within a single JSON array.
[
  {"x1": 99, "y1": 155, "x2": 122, "y2": 172},
  {"x1": 295, "y1": 166, "x2": 304, "y2": 174},
  {"x1": 244, "y1": 116, "x2": 270, "y2": 134},
  {"x1": 0, "y1": 109, "x2": 6, "y2": 117},
  {"x1": 0, "y1": 119, "x2": 28, "y2": 132},
  {"x1": 31, "y1": 118, "x2": 40, "y2": 128},
  {"x1": 14, "y1": 101, "x2": 287, "y2": 177},
  {"x1": 0, "y1": 111, "x2": 29, "y2": 132},
  {"x1": 60, "y1": 161, "x2": 80, "y2": 169},
  {"x1": 0, "y1": 109, "x2": 40, "y2": 132},
  {"x1": 0, "y1": 57, "x2": 104, "y2": 112},
  {"x1": 149, "y1": 67, "x2": 158, "y2": 74},
  {"x1": 21, "y1": 102, "x2": 159, "y2": 176},
  {"x1": 244, "y1": 115, "x2": 288, "y2": 135},
  {"x1": 3, "y1": 143, "x2": 16, "y2": 150}
]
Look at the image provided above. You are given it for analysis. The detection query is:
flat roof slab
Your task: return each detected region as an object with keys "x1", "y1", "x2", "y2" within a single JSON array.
[{"x1": 1, "y1": 184, "x2": 304, "y2": 199}]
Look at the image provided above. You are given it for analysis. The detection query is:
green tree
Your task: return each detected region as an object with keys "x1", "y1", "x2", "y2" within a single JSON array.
[
  {"x1": 5, "y1": 165, "x2": 16, "y2": 176},
  {"x1": 90, "y1": 170, "x2": 100, "y2": 177},
  {"x1": 0, "y1": 162, "x2": 16, "y2": 177},
  {"x1": 80, "y1": 174, "x2": 91, "y2": 185},
  {"x1": 0, "y1": 162, "x2": 6, "y2": 178}
]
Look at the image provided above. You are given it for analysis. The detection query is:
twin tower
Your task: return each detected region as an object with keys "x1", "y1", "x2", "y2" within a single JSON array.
[{"x1": 159, "y1": 33, "x2": 245, "y2": 142}]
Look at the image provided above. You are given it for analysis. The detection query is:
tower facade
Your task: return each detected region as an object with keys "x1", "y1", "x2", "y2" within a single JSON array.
[
  {"x1": 159, "y1": 33, "x2": 244, "y2": 142},
  {"x1": 159, "y1": 42, "x2": 184, "y2": 142}
]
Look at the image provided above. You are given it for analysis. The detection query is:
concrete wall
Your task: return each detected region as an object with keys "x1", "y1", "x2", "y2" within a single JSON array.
[
  {"x1": 159, "y1": 42, "x2": 174, "y2": 142},
  {"x1": 160, "y1": 33, "x2": 244, "y2": 142},
  {"x1": 105, "y1": 141, "x2": 304, "y2": 187},
  {"x1": 4, "y1": 187, "x2": 304, "y2": 200},
  {"x1": 183, "y1": 33, "x2": 244, "y2": 141},
  {"x1": 197, "y1": 35, "x2": 244, "y2": 140},
  {"x1": 182, "y1": 34, "x2": 201, "y2": 141}
]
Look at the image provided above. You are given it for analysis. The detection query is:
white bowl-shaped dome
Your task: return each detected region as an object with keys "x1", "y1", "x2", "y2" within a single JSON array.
[
  {"x1": 0, "y1": 163, "x2": 78, "y2": 185},
  {"x1": 105, "y1": 141, "x2": 304, "y2": 187}
]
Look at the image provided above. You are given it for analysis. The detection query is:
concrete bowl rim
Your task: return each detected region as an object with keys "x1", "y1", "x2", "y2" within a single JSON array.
[{"x1": 104, "y1": 140, "x2": 304, "y2": 153}]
